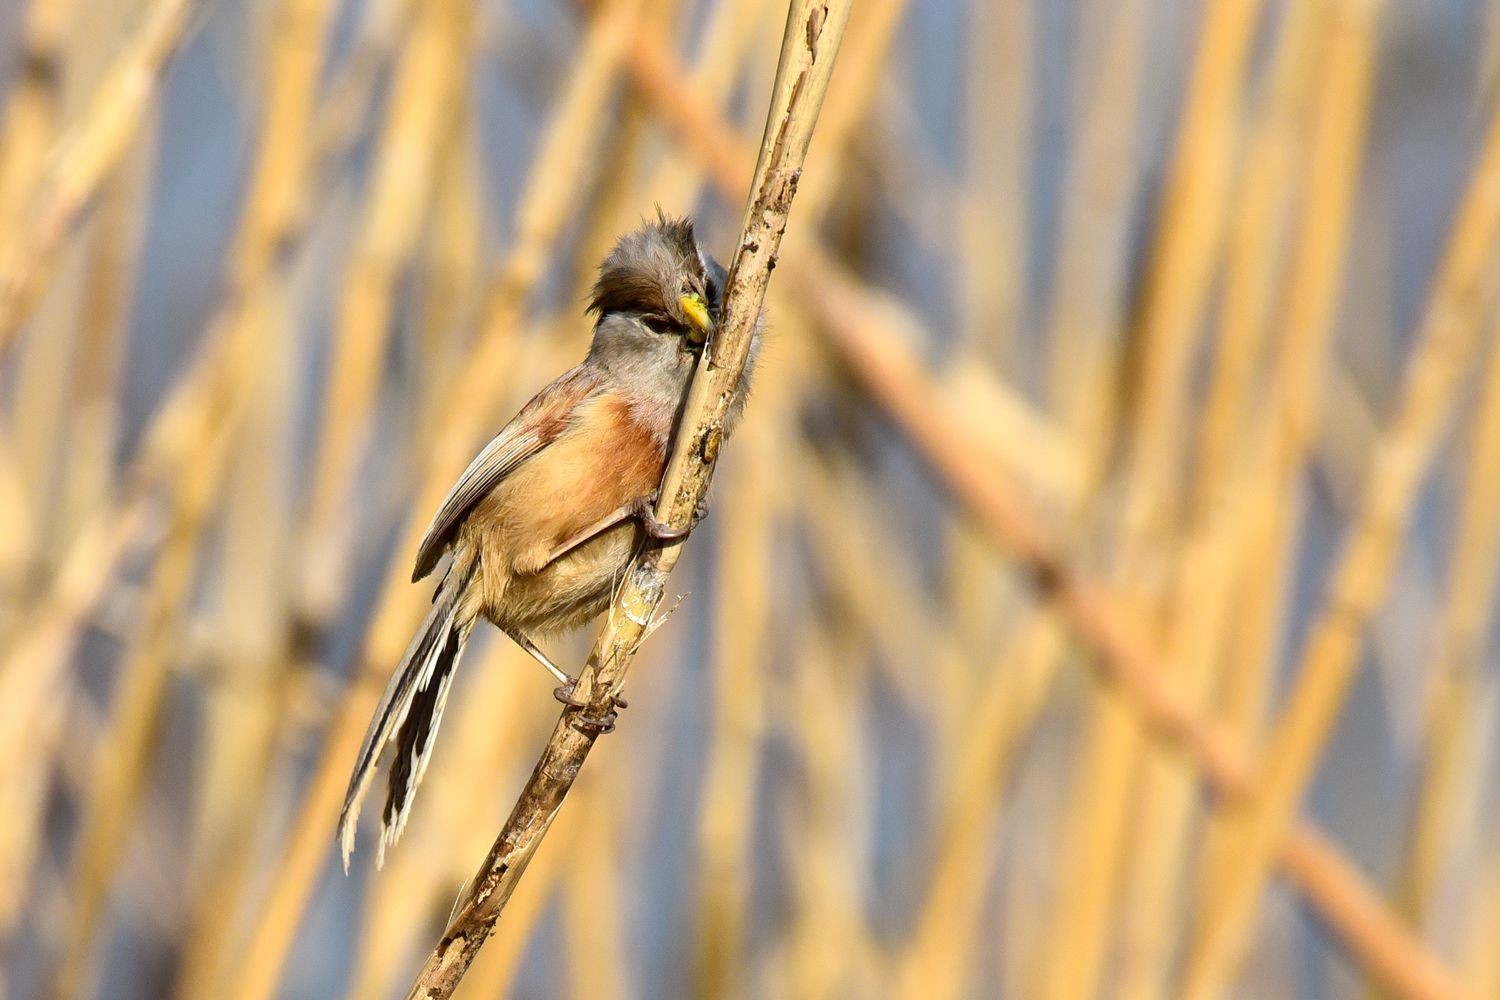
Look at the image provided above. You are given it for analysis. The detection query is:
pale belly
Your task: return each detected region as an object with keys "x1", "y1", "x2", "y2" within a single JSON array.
[{"x1": 480, "y1": 520, "x2": 642, "y2": 636}]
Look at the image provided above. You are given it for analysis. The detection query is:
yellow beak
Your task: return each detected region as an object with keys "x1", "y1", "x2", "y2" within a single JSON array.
[{"x1": 679, "y1": 293, "x2": 712, "y2": 345}]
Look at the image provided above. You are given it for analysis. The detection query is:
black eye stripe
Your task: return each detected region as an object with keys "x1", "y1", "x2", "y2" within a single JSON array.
[{"x1": 641, "y1": 313, "x2": 673, "y2": 334}]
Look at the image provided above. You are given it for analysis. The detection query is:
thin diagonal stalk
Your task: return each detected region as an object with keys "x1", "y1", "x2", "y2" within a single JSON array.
[
  {"x1": 400, "y1": 5, "x2": 850, "y2": 994},
  {"x1": 448, "y1": 810, "x2": 577, "y2": 998}
]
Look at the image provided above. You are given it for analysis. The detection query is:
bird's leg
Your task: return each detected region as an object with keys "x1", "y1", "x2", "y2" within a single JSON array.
[
  {"x1": 503, "y1": 627, "x2": 574, "y2": 687},
  {"x1": 540, "y1": 493, "x2": 710, "y2": 567},
  {"x1": 502, "y1": 628, "x2": 627, "y2": 725},
  {"x1": 540, "y1": 506, "x2": 634, "y2": 566}
]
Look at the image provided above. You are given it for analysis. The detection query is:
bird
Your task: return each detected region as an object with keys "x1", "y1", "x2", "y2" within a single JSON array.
[{"x1": 337, "y1": 214, "x2": 759, "y2": 870}]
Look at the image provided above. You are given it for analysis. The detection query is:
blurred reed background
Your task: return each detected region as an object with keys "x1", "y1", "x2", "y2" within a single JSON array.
[{"x1": 0, "y1": 0, "x2": 1498, "y2": 997}]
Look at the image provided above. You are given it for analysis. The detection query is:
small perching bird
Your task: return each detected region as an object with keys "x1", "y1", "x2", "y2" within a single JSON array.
[{"x1": 338, "y1": 214, "x2": 759, "y2": 870}]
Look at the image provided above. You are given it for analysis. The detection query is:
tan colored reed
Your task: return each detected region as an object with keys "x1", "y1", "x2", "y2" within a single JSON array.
[
  {"x1": 0, "y1": 0, "x2": 76, "y2": 226},
  {"x1": 0, "y1": 0, "x2": 204, "y2": 355},
  {"x1": 1395, "y1": 323, "x2": 1500, "y2": 929},
  {"x1": 298, "y1": 0, "x2": 471, "y2": 623},
  {"x1": 777, "y1": 626, "x2": 883, "y2": 1000},
  {"x1": 691, "y1": 360, "x2": 779, "y2": 997},
  {"x1": 1118, "y1": 3, "x2": 1329, "y2": 988},
  {"x1": 960, "y1": 0, "x2": 1029, "y2": 373},
  {"x1": 1185, "y1": 12, "x2": 1500, "y2": 989},
  {"x1": 804, "y1": 246, "x2": 1462, "y2": 1000},
  {"x1": 50, "y1": 398, "x2": 236, "y2": 999},
  {"x1": 4, "y1": 2, "x2": 1497, "y2": 997},
  {"x1": 1199, "y1": 0, "x2": 1325, "y2": 753}
]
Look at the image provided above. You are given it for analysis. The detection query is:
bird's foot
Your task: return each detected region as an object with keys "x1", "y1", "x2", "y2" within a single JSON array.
[
  {"x1": 553, "y1": 681, "x2": 628, "y2": 734},
  {"x1": 629, "y1": 493, "x2": 708, "y2": 542}
]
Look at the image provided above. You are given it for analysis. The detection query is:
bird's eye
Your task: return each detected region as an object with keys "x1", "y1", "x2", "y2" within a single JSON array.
[{"x1": 641, "y1": 313, "x2": 674, "y2": 334}]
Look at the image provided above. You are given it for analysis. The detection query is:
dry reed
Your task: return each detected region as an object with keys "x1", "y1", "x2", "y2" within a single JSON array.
[{"x1": 4, "y1": 2, "x2": 1496, "y2": 998}]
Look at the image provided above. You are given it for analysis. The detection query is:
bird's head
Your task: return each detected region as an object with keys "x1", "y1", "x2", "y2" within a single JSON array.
[{"x1": 587, "y1": 211, "x2": 724, "y2": 349}]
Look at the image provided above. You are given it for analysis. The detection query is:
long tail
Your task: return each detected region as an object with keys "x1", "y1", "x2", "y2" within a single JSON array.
[{"x1": 338, "y1": 555, "x2": 476, "y2": 872}]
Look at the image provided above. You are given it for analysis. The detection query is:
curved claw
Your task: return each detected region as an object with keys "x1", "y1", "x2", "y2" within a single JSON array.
[
  {"x1": 553, "y1": 683, "x2": 628, "y2": 719},
  {"x1": 571, "y1": 711, "x2": 617, "y2": 735},
  {"x1": 628, "y1": 496, "x2": 688, "y2": 541}
]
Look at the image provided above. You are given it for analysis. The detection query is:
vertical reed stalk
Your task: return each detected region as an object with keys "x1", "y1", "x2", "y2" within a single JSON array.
[
  {"x1": 1118, "y1": 5, "x2": 1326, "y2": 987},
  {"x1": 1040, "y1": 0, "x2": 1264, "y2": 992},
  {"x1": 50, "y1": 397, "x2": 236, "y2": 1000},
  {"x1": 0, "y1": 0, "x2": 204, "y2": 355},
  {"x1": 1394, "y1": 326, "x2": 1500, "y2": 931},
  {"x1": 1185, "y1": 19, "x2": 1500, "y2": 991},
  {"x1": 298, "y1": 0, "x2": 470, "y2": 624},
  {"x1": 691, "y1": 366, "x2": 779, "y2": 997}
]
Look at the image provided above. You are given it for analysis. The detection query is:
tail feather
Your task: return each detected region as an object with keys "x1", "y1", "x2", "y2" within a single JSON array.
[
  {"x1": 338, "y1": 557, "x2": 475, "y2": 872},
  {"x1": 378, "y1": 622, "x2": 467, "y2": 867}
]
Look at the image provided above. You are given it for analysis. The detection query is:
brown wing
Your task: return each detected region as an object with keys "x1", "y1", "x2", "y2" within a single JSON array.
[{"x1": 411, "y1": 366, "x2": 604, "y2": 581}]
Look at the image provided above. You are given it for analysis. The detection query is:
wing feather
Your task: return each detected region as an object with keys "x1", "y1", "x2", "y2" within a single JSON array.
[{"x1": 411, "y1": 366, "x2": 602, "y2": 580}]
